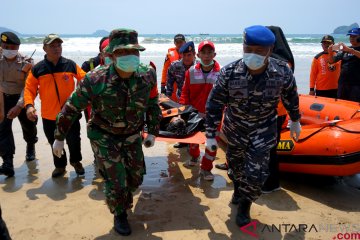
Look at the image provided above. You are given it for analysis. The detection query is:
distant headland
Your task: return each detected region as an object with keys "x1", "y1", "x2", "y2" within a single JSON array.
[{"x1": 333, "y1": 23, "x2": 359, "y2": 34}]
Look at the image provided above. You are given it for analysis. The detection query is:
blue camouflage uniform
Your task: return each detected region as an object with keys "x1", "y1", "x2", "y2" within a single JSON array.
[
  {"x1": 206, "y1": 57, "x2": 300, "y2": 202},
  {"x1": 166, "y1": 41, "x2": 197, "y2": 100}
]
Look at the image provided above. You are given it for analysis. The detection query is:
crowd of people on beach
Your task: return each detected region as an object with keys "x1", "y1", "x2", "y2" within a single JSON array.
[{"x1": 0, "y1": 25, "x2": 360, "y2": 238}]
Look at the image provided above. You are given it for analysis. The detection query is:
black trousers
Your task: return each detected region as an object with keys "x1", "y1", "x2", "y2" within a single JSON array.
[
  {"x1": 315, "y1": 89, "x2": 338, "y2": 98},
  {"x1": 0, "y1": 93, "x2": 37, "y2": 167},
  {"x1": 0, "y1": 206, "x2": 11, "y2": 240},
  {"x1": 42, "y1": 117, "x2": 82, "y2": 168},
  {"x1": 263, "y1": 115, "x2": 287, "y2": 188},
  {"x1": 338, "y1": 83, "x2": 360, "y2": 102}
]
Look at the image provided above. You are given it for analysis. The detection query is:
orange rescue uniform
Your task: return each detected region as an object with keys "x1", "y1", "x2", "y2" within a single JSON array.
[
  {"x1": 24, "y1": 57, "x2": 86, "y2": 120},
  {"x1": 161, "y1": 47, "x2": 180, "y2": 101},
  {"x1": 309, "y1": 52, "x2": 341, "y2": 91}
]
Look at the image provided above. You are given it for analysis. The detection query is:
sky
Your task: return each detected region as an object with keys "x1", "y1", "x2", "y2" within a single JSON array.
[{"x1": 1, "y1": 0, "x2": 359, "y2": 35}]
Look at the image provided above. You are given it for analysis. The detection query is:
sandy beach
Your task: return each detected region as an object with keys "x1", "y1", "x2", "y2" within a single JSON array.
[{"x1": 1, "y1": 117, "x2": 360, "y2": 240}]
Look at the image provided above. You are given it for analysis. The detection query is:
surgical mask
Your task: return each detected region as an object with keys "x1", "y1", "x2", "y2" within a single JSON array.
[
  {"x1": 2, "y1": 49, "x2": 18, "y2": 59},
  {"x1": 200, "y1": 59, "x2": 214, "y2": 67},
  {"x1": 104, "y1": 57, "x2": 112, "y2": 65},
  {"x1": 115, "y1": 55, "x2": 140, "y2": 72},
  {"x1": 243, "y1": 53, "x2": 267, "y2": 70}
]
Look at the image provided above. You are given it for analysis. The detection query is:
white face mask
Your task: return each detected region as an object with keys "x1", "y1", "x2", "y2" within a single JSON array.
[
  {"x1": 200, "y1": 59, "x2": 214, "y2": 67},
  {"x1": 2, "y1": 49, "x2": 18, "y2": 59},
  {"x1": 243, "y1": 53, "x2": 267, "y2": 70}
]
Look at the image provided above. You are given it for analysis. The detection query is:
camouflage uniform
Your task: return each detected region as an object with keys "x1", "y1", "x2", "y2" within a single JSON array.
[
  {"x1": 205, "y1": 57, "x2": 300, "y2": 201},
  {"x1": 166, "y1": 59, "x2": 197, "y2": 100},
  {"x1": 55, "y1": 63, "x2": 161, "y2": 214}
]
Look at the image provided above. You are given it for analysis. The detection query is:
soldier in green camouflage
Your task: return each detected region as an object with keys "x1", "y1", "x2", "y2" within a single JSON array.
[{"x1": 52, "y1": 28, "x2": 161, "y2": 236}]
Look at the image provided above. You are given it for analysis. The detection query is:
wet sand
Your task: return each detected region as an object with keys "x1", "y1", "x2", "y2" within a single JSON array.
[{"x1": 1, "y1": 117, "x2": 360, "y2": 240}]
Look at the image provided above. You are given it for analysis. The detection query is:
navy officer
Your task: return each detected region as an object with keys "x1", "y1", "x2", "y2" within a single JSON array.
[{"x1": 205, "y1": 25, "x2": 301, "y2": 227}]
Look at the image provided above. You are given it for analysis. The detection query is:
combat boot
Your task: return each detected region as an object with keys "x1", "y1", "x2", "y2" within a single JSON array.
[
  {"x1": 0, "y1": 166, "x2": 14, "y2": 178},
  {"x1": 71, "y1": 162, "x2": 85, "y2": 175},
  {"x1": 0, "y1": 156, "x2": 14, "y2": 177},
  {"x1": 236, "y1": 197, "x2": 252, "y2": 227},
  {"x1": 26, "y1": 143, "x2": 36, "y2": 161},
  {"x1": 231, "y1": 181, "x2": 241, "y2": 204},
  {"x1": 114, "y1": 212, "x2": 131, "y2": 236}
]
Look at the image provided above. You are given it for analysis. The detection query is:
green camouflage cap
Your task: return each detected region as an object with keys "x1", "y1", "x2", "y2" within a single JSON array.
[
  {"x1": 107, "y1": 28, "x2": 145, "y2": 53},
  {"x1": 43, "y1": 33, "x2": 63, "y2": 45}
]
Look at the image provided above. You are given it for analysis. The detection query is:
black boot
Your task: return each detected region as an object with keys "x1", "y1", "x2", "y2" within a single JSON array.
[
  {"x1": 215, "y1": 163, "x2": 228, "y2": 170},
  {"x1": 114, "y1": 212, "x2": 131, "y2": 236},
  {"x1": 231, "y1": 181, "x2": 241, "y2": 204},
  {"x1": 0, "y1": 156, "x2": 14, "y2": 177},
  {"x1": 236, "y1": 197, "x2": 252, "y2": 227},
  {"x1": 26, "y1": 143, "x2": 36, "y2": 161},
  {"x1": 0, "y1": 166, "x2": 14, "y2": 178}
]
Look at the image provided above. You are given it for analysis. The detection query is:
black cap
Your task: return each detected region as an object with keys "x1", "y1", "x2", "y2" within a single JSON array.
[
  {"x1": 174, "y1": 34, "x2": 185, "y2": 41},
  {"x1": 1, "y1": 32, "x2": 20, "y2": 45},
  {"x1": 321, "y1": 35, "x2": 334, "y2": 43}
]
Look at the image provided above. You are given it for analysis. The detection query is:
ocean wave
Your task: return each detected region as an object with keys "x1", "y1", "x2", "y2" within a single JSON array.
[
  {"x1": 20, "y1": 36, "x2": 44, "y2": 44},
  {"x1": 19, "y1": 34, "x2": 351, "y2": 45}
]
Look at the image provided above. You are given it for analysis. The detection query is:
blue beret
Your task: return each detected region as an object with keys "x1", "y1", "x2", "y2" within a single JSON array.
[
  {"x1": 1, "y1": 31, "x2": 20, "y2": 45},
  {"x1": 243, "y1": 25, "x2": 275, "y2": 46},
  {"x1": 179, "y1": 41, "x2": 195, "y2": 53},
  {"x1": 347, "y1": 27, "x2": 360, "y2": 36}
]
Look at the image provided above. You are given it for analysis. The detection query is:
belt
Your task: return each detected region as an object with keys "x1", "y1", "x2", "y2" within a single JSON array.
[{"x1": 90, "y1": 117, "x2": 142, "y2": 137}]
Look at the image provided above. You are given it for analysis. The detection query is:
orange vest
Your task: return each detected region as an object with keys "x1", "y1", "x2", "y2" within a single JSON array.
[{"x1": 161, "y1": 47, "x2": 181, "y2": 101}]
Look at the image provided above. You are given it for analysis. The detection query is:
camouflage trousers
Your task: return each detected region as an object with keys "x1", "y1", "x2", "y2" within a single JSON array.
[
  {"x1": 226, "y1": 142, "x2": 272, "y2": 202},
  {"x1": 88, "y1": 126, "x2": 145, "y2": 215}
]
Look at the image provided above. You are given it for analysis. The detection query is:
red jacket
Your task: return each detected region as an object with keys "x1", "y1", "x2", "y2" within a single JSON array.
[{"x1": 179, "y1": 61, "x2": 221, "y2": 113}]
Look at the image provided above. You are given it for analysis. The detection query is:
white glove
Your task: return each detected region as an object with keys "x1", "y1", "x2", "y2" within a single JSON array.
[
  {"x1": 289, "y1": 121, "x2": 301, "y2": 141},
  {"x1": 143, "y1": 134, "x2": 155, "y2": 148},
  {"x1": 205, "y1": 138, "x2": 218, "y2": 152},
  {"x1": 53, "y1": 140, "x2": 65, "y2": 158}
]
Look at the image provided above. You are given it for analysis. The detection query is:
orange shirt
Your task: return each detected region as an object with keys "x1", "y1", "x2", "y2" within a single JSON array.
[
  {"x1": 24, "y1": 57, "x2": 86, "y2": 120},
  {"x1": 309, "y1": 52, "x2": 341, "y2": 91}
]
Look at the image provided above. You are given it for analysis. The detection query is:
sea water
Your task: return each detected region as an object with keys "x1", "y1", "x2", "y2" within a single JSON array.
[{"x1": 18, "y1": 34, "x2": 350, "y2": 94}]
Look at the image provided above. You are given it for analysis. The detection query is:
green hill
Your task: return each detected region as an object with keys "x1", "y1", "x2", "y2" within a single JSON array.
[{"x1": 333, "y1": 23, "x2": 359, "y2": 34}]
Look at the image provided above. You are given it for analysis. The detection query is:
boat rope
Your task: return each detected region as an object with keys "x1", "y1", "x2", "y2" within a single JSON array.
[
  {"x1": 297, "y1": 126, "x2": 327, "y2": 143},
  {"x1": 350, "y1": 109, "x2": 360, "y2": 119},
  {"x1": 297, "y1": 122, "x2": 360, "y2": 143}
]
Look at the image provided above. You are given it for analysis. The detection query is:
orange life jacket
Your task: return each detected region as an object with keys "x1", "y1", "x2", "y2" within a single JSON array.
[{"x1": 161, "y1": 47, "x2": 181, "y2": 101}]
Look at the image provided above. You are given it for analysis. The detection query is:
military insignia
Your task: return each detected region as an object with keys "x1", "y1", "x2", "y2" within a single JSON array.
[
  {"x1": 63, "y1": 73, "x2": 69, "y2": 81},
  {"x1": 1, "y1": 35, "x2": 7, "y2": 42}
]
